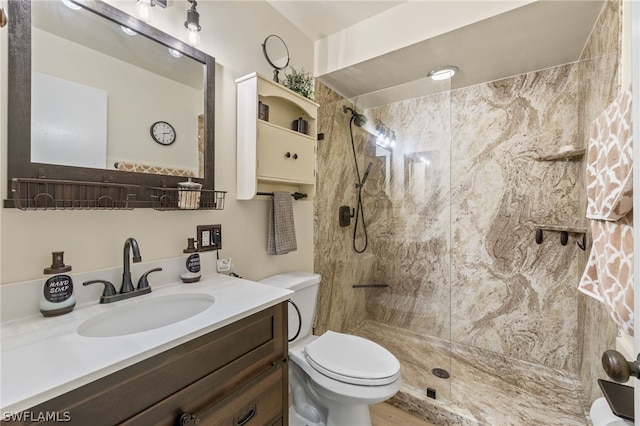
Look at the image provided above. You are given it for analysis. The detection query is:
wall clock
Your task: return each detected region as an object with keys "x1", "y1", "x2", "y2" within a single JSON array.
[{"x1": 150, "y1": 121, "x2": 176, "y2": 146}]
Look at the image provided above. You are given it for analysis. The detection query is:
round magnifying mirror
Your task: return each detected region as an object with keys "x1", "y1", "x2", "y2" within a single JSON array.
[{"x1": 262, "y1": 35, "x2": 290, "y2": 83}]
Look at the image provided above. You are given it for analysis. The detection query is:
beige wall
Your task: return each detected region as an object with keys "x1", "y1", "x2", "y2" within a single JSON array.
[{"x1": 0, "y1": 1, "x2": 314, "y2": 285}]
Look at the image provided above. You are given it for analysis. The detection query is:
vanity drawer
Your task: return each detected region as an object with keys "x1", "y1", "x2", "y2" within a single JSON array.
[
  {"x1": 128, "y1": 359, "x2": 285, "y2": 426},
  {"x1": 6, "y1": 303, "x2": 287, "y2": 426},
  {"x1": 199, "y1": 362, "x2": 283, "y2": 426}
]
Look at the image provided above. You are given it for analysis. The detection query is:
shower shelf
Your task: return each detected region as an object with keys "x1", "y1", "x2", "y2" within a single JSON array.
[
  {"x1": 534, "y1": 224, "x2": 587, "y2": 250},
  {"x1": 534, "y1": 148, "x2": 585, "y2": 161},
  {"x1": 534, "y1": 224, "x2": 587, "y2": 234}
]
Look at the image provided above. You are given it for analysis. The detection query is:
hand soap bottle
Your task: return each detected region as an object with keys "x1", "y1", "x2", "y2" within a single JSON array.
[
  {"x1": 181, "y1": 238, "x2": 201, "y2": 283},
  {"x1": 40, "y1": 251, "x2": 76, "y2": 317}
]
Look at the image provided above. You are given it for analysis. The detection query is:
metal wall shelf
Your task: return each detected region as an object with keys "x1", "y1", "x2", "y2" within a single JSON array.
[
  {"x1": 8, "y1": 178, "x2": 138, "y2": 210},
  {"x1": 150, "y1": 187, "x2": 226, "y2": 211}
]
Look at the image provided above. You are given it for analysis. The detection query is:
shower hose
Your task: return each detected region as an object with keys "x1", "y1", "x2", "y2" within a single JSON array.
[{"x1": 349, "y1": 116, "x2": 368, "y2": 253}]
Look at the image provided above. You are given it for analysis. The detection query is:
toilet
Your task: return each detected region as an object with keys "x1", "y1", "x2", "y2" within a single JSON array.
[{"x1": 259, "y1": 272, "x2": 402, "y2": 426}]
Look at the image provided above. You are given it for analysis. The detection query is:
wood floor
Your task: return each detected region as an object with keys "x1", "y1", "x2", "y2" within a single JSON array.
[{"x1": 370, "y1": 403, "x2": 435, "y2": 426}]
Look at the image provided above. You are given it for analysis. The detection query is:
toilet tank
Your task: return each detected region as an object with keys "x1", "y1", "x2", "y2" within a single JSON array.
[{"x1": 259, "y1": 272, "x2": 321, "y2": 344}]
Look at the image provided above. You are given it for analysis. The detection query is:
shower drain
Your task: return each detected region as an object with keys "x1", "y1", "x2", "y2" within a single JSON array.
[{"x1": 431, "y1": 368, "x2": 450, "y2": 379}]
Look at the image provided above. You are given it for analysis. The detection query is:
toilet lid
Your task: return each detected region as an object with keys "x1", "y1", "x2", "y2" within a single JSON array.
[{"x1": 304, "y1": 331, "x2": 400, "y2": 386}]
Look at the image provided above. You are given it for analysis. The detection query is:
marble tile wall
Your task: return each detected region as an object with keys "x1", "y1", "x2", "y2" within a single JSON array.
[
  {"x1": 448, "y1": 64, "x2": 584, "y2": 371},
  {"x1": 314, "y1": 0, "x2": 621, "y2": 420},
  {"x1": 314, "y1": 84, "x2": 377, "y2": 334}
]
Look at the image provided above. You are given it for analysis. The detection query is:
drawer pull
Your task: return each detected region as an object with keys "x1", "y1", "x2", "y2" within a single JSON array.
[
  {"x1": 179, "y1": 413, "x2": 200, "y2": 425},
  {"x1": 293, "y1": 153, "x2": 298, "y2": 159},
  {"x1": 285, "y1": 152, "x2": 291, "y2": 158},
  {"x1": 235, "y1": 404, "x2": 257, "y2": 426}
]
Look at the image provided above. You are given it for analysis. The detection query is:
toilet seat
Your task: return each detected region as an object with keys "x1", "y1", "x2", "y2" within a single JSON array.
[{"x1": 304, "y1": 331, "x2": 401, "y2": 386}]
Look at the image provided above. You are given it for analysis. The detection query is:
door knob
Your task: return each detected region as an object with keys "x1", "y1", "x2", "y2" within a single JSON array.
[{"x1": 602, "y1": 350, "x2": 640, "y2": 383}]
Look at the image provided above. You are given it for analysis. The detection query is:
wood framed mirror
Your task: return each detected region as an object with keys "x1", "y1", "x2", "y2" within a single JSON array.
[{"x1": 5, "y1": 0, "x2": 215, "y2": 209}]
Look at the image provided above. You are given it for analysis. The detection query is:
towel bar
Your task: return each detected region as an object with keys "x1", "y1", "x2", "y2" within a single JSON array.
[{"x1": 257, "y1": 191, "x2": 307, "y2": 200}]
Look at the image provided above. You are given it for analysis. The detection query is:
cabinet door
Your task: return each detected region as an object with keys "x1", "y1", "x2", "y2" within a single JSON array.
[{"x1": 257, "y1": 122, "x2": 315, "y2": 184}]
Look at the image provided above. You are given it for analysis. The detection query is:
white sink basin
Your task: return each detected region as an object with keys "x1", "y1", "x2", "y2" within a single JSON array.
[{"x1": 77, "y1": 293, "x2": 215, "y2": 338}]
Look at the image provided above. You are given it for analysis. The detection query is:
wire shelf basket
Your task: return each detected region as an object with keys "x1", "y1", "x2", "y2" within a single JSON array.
[
  {"x1": 150, "y1": 187, "x2": 226, "y2": 211},
  {"x1": 10, "y1": 178, "x2": 139, "y2": 210}
]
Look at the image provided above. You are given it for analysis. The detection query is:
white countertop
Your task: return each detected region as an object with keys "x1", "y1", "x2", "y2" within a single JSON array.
[{"x1": 0, "y1": 274, "x2": 292, "y2": 413}]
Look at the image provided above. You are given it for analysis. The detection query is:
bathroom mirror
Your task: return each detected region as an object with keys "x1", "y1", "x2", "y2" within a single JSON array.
[
  {"x1": 6, "y1": 0, "x2": 216, "y2": 207},
  {"x1": 262, "y1": 34, "x2": 290, "y2": 83}
]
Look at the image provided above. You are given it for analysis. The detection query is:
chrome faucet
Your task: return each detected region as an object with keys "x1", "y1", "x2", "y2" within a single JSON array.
[
  {"x1": 83, "y1": 237, "x2": 162, "y2": 304},
  {"x1": 121, "y1": 237, "x2": 142, "y2": 293}
]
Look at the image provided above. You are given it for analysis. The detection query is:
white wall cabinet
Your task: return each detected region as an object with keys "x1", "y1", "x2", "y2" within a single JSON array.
[{"x1": 236, "y1": 72, "x2": 318, "y2": 200}]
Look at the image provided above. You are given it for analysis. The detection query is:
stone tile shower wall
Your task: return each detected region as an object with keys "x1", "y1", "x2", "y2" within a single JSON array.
[
  {"x1": 314, "y1": 84, "x2": 377, "y2": 334},
  {"x1": 448, "y1": 66, "x2": 585, "y2": 370},
  {"x1": 314, "y1": 0, "x2": 621, "y2": 416}
]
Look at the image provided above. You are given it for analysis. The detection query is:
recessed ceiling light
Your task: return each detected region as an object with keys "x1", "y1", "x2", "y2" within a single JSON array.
[
  {"x1": 168, "y1": 48, "x2": 183, "y2": 58},
  {"x1": 120, "y1": 25, "x2": 137, "y2": 36},
  {"x1": 427, "y1": 65, "x2": 459, "y2": 81},
  {"x1": 61, "y1": 0, "x2": 82, "y2": 10}
]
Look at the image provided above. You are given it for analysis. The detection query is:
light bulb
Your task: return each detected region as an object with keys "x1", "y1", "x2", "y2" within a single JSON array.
[
  {"x1": 135, "y1": 0, "x2": 153, "y2": 23},
  {"x1": 185, "y1": 23, "x2": 200, "y2": 46}
]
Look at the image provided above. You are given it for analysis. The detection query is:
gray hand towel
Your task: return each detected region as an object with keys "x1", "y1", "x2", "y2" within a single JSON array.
[{"x1": 268, "y1": 192, "x2": 297, "y2": 255}]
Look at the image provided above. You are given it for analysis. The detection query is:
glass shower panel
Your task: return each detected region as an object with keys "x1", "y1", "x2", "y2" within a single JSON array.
[{"x1": 314, "y1": 74, "x2": 454, "y2": 403}]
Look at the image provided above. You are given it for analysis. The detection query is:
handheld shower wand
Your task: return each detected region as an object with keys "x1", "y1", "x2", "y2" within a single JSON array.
[{"x1": 358, "y1": 162, "x2": 373, "y2": 188}]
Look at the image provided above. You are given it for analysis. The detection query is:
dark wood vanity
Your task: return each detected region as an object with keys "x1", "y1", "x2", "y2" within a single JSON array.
[{"x1": 3, "y1": 303, "x2": 288, "y2": 425}]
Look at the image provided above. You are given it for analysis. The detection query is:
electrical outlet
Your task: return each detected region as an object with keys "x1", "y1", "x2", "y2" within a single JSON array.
[
  {"x1": 217, "y1": 258, "x2": 231, "y2": 273},
  {"x1": 197, "y1": 225, "x2": 221, "y2": 251},
  {"x1": 201, "y1": 230, "x2": 210, "y2": 247}
]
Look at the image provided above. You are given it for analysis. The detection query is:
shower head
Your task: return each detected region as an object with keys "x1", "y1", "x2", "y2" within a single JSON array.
[{"x1": 343, "y1": 105, "x2": 368, "y2": 127}]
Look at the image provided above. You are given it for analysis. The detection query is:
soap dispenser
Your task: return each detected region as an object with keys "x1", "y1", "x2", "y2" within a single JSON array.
[
  {"x1": 40, "y1": 251, "x2": 76, "y2": 317},
  {"x1": 181, "y1": 238, "x2": 201, "y2": 283}
]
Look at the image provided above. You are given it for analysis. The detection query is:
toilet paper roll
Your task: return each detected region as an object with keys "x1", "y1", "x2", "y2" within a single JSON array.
[{"x1": 590, "y1": 398, "x2": 634, "y2": 426}]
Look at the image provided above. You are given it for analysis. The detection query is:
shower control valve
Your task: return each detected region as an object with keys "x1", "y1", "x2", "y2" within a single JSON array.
[{"x1": 339, "y1": 205, "x2": 355, "y2": 227}]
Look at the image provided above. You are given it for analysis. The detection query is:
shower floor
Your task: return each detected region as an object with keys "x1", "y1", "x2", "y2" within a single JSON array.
[{"x1": 348, "y1": 320, "x2": 590, "y2": 426}]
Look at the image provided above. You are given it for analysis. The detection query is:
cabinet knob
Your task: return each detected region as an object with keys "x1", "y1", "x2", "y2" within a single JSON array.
[
  {"x1": 293, "y1": 153, "x2": 298, "y2": 159},
  {"x1": 285, "y1": 152, "x2": 291, "y2": 158},
  {"x1": 179, "y1": 413, "x2": 200, "y2": 425}
]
